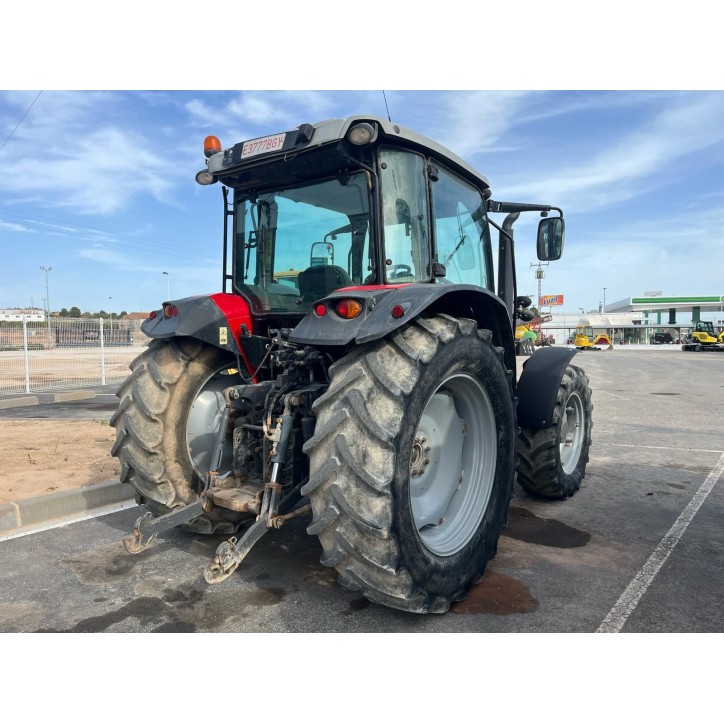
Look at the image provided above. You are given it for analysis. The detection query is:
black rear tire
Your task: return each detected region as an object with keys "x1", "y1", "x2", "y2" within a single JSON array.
[
  {"x1": 516, "y1": 364, "x2": 593, "y2": 499},
  {"x1": 110, "y1": 337, "x2": 246, "y2": 534},
  {"x1": 302, "y1": 315, "x2": 516, "y2": 613}
]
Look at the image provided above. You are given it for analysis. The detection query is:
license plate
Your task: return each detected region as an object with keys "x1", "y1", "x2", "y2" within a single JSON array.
[{"x1": 241, "y1": 132, "x2": 287, "y2": 160}]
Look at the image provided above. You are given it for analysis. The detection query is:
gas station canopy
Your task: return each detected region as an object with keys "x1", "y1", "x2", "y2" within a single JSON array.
[{"x1": 606, "y1": 295, "x2": 724, "y2": 321}]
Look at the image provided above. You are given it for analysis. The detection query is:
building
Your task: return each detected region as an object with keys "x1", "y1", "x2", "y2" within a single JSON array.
[
  {"x1": 536, "y1": 294, "x2": 724, "y2": 345},
  {"x1": 540, "y1": 312, "x2": 646, "y2": 345},
  {"x1": 0, "y1": 308, "x2": 46, "y2": 322},
  {"x1": 605, "y1": 295, "x2": 724, "y2": 326}
]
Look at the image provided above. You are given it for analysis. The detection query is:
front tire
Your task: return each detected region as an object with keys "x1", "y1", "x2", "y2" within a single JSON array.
[
  {"x1": 110, "y1": 337, "x2": 245, "y2": 534},
  {"x1": 302, "y1": 315, "x2": 516, "y2": 613},
  {"x1": 516, "y1": 364, "x2": 593, "y2": 499}
]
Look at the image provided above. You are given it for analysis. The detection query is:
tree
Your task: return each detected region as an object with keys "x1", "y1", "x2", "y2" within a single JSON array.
[
  {"x1": 69, "y1": 306, "x2": 81, "y2": 318},
  {"x1": 59, "y1": 307, "x2": 69, "y2": 317}
]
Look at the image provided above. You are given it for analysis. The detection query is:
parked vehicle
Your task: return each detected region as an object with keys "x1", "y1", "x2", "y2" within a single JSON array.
[{"x1": 651, "y1": 332, "x2": 675, "y2": 344}]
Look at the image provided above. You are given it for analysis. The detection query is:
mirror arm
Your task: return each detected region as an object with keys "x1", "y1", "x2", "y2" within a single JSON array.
[{"x1": 488, "y1": 200, "x2": 564, "y2": 219}]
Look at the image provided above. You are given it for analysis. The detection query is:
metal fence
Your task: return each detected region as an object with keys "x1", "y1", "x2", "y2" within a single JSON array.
[{"x1": 0, "y1": 317, "x2": 147, "y2": 394}]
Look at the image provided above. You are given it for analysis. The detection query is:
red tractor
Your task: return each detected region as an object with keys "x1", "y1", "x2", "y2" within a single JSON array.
[{"x1": 111, "y1": 116, "x2": 593, "y2": 613}]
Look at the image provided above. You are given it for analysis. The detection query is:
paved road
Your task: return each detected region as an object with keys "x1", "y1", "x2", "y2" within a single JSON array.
[{"x1": 0, "y1": 350, "x2": 722, "y2": 632}]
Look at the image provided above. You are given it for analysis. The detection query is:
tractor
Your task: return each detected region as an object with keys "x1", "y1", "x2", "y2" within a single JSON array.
[{"x1": 110, "y1": 116, "x2": 593, "y2": 614}]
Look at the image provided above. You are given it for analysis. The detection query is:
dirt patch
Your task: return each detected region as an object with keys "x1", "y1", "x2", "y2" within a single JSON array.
[{"x1": 0, "y1": 419, "x2": 119, "y2": 504}]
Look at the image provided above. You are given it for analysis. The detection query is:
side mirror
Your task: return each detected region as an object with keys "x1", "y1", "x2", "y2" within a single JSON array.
[
  {"x1": 537, "y1": 217, "x2": 565, "y2": 261},
  {"x1": 310, "y1": 241, "x2": 334, "y2": 267}
]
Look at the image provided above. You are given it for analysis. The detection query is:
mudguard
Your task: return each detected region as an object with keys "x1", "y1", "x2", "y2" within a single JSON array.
[
  {"x1": 516, "y1": 346, "x2": 580, "y2": 428},
  {"x1": 288, "y1": 284, "x2": 516, "y2": 372},
  {"x1": 141, "y1": 293, "x2": 254, "y2": 370}
]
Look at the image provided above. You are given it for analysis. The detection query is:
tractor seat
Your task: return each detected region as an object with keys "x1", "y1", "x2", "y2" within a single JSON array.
[{"x1": 297, "y1": 265, "x2": 353, "y2": 303}]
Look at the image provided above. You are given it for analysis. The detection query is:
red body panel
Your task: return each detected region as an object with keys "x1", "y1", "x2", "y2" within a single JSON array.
[
  {"x1": 336, "y1": 284, "x2": 410, "y2": 292},
  {"x1": 209, "y1": 292, "x2": 255, "y2": 375}
]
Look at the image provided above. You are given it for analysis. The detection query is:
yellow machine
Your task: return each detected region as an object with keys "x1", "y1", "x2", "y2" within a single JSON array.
[
  {"x1": 682, "y1": 321, "x2": 724, "y2": 352},
  {"x1": 515, "y1": 324, "x2": 538, "y2": 355},
  {"x1": 571, "y1": 326, "x2": 613, "y2": 351}
]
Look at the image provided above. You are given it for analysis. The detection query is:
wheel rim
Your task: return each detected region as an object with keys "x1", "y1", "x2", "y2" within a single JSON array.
[
  {"x1": 560, "y1": 391, "x2": 584, "y2": 474},
  {"x1": 186, "y1": 365, "x2": 240, "y2": 481},
  {"x1": 410, "y1": 373, "x2": 497, "y2": 556}
]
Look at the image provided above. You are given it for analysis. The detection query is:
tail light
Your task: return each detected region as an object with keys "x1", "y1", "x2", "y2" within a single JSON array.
[
  {"x1": 335, "y1": 299, "x2": 363, "y2": 319},
  {"x1": 164, "y1": 304, "x2": 178, "y2": 318}
]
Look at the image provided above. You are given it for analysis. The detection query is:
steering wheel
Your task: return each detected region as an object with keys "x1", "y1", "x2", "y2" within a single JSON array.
[{"x1": 387, "y1": 264, "x2": 413, "y2": 280}]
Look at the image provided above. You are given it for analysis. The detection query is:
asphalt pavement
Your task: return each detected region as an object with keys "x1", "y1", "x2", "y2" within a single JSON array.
[{"x1": 0, "y1": 349, "x2": 723, "y2": 632}]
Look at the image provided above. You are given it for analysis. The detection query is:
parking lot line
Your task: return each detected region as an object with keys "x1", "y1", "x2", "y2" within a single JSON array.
[
  {"x1": 594, "y1": 389, "x2": 630, "y2": 401},
  {"x1": 585, "y1": 374, "x2": 613, "y2": 384},
  {"x1": 611, "y1": 443, "x2": 724, "y2": 454},
  {"x1": 596, "y1": 451, "x2": 724, "y2": 633}
]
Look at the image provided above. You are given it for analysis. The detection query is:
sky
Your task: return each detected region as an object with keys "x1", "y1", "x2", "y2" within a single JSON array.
[{"x1": 2, "y1": 88, "x2": 722, "y2": 317}]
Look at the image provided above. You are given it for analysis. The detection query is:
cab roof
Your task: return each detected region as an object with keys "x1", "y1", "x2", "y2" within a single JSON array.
[{"x1": 206, "y1": 115, "x2": 490, "y2": 189}]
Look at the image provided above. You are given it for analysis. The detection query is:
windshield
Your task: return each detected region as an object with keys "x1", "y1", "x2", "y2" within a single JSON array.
[{"x1": 233, "y1": 173, "x2": 372, "y2": 314}]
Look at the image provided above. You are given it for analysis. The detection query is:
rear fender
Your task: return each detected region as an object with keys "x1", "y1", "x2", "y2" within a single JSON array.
[
  {"x1": 141, "y1": 293, "x2": 255, "y2": 373},
  {"x1": 517, "y1": 346, "x2": 580, "y2": 428},
  {"x1": 288, "y1": 284, "x2": 516, "y2": 372}
]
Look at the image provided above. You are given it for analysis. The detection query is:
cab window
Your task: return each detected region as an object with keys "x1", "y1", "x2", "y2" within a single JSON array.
[
  {"x1": 431, "y1": 166, "x2": 492, "y2": 289},
  {"x1": 379, "y1": 149, "x2": 430, "y2": 283}
]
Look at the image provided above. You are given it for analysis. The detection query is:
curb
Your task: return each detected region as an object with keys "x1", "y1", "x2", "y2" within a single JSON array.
[
  {"x1": 0, "y1": 396, "x2": 39, "y2": 410},
  {"x1": 0, "y1": 387, "x2": 117, "y2": 411},
  {"x1": 53, "y1": 390, "x2": 95, "y2": 402},
  {"x1": 0, "y1": 479, "x2": 135, "y2": 537}
]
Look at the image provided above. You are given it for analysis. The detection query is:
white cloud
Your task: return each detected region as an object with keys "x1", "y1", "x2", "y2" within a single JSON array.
[
  {"x1": 0, "y1": 91, "x2": 186, "y2": 215},
  {"x1": 184, "y1": 90, "x2": 348, "y2": 142},
  {"x1": 77, "y1": 246, "x2": 130, "y2": 265},
  {"x1": 499, "y1": 93, "x2": 724, "y2": 212},
  {"x1": 184, "y1": 98, "x2": 215, "y2": 126},
  {"x1": 435, "y1": 90, "x2": 537, "y2": 158},
  {"x1": 0, "y1": 219, "x2": 33, "y2": 232},
  {"x1": 1, "y1": 126, "x2": 178, "y2": 215}
]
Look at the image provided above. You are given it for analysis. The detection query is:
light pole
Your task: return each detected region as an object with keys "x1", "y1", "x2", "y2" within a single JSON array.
[
  {"x1": 603, "y1": 287, "x2": 607, "y2": 312},
  {"x1": 40, "y1": 265, "x2": 52, "y2": 341},
  {"x1": 162, "y1": 271, "x2": 170, "y2": 300},
  {"x1": 530, "y1": 262, "x2": 549, "y2": 308},
  {"x1": 109, "y1": 297, "x2": 113, "y2": 337}
]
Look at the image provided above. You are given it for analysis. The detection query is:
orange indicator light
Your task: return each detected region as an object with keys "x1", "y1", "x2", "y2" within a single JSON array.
[{"x1": 335, "y1": 299, "x2": 363, "y2": 319}]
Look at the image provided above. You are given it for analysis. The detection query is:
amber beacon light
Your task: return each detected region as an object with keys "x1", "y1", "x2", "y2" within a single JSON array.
[{"x1": 204, "y1": 135, "x2": 222, "y2": 158}]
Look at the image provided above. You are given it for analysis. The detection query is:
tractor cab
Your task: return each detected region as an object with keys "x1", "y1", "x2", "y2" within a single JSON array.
[
  {"x1": 196, "y1": 117, "x2": 564, "y2": 338},
  {"x1": 693, "y1": 321, "x2": 717, "y2": 341}
]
